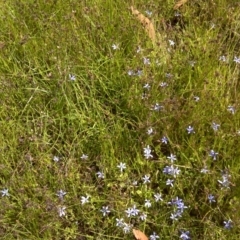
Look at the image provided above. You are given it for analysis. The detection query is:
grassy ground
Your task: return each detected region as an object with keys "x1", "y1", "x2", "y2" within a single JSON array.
[{"x1": 0, "y1": 0, "x2": 240, "y2": 239}]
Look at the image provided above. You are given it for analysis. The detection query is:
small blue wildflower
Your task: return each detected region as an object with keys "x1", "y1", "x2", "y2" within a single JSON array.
[
  {"x1": 227, "y1": 105, "x2": 236, "y2": 114},
  {"x1": 224, "y1": 220, "x2": 233, "y2": 229},
  {"x1": 56, "y1": 190, "x2": 67, "y2": 200},
  {"x1": 143, "y1": 83, "x2": 151, "y2": 90},
  {"x1": 165, "y1": 73, "x2": 173, "y2": 78},
  {"x1": 208, "y1": 194, "x2": 216, "y2": 203},
  {"x1": 139, "y1": 213, "x2": 147, "y2": 221},
  {"x1": 161, "y1": 136, "x2": 168, "y2": 144},
  {"x1": 112, "y1": 43, "x2": 119, "y2": 50},
  {"x1": 125, "y1": 205, "x2": 140, "y2": 217},
  {"x1": 143, "y1": 57, "x2": 150, "y2": 65},
  {"x1": 145, "y1": 10, "x2": 152, "y2": 17},
  {"x1": 212, "y1": 122, "x2": 220, "y2": 131},
  {"x1": 116, "y1": 218, "x2": 124, "y2": 227},
  {"x1": 136, "y1": 46, "x2": 142, "y2": 53},
  {"x1": 218, "y1": 174, "x2": 230, "y2": 189},
  {"x1": 163, "y1": 165, "x2": 180, "y2": 178},
  {"x1": 167, "y1": 154, "x2": 177, "y2": 162},
  {"x1": 132, "y1": 180, "x2": 138, "y2": 186},
  {"x1": 219, "y1": 55, "x2": 227, "y2": 62},
  {"x1": 180, "y1": 230, "x2": 191, "y2": 240},
  {"x1": 233, "y1": 56, "x2": 240, "y2": 64},
  {"x1": 150, "y1": 232, "x2": 160, "y2": 240},
  {"x1": 169, "y1": 40, "x2": 175, "y2": 46},
  {"x1": 144, "y1": 199, "x2": 151, "y2": 208},
  {"x1": 96, "y1": 171, "x2": 104, "y2": 179},
  {"x1": 143, "y1": 145, "x2": 153, "y2": 159},
  {"x1": 136, "y1": 69, "x2": 143, "y2": 76},
  {"x1": 159, "y1": 82, "x2": 168, "y2": 87},
  {"x1": 122, "y1": 223, "x2": 131, "y2": 233},
  {"x1": 151, "y1": 103, "x2": 163, "y2": 111},
  {"x1": 58, "y1": 206, "x2": 66, "y2": 217},
  {"x1": 193, "y1": 96, "x2": 200, "y2": 102},
  {"x1": 128, "y1": 70, "x2": 134, "y2": 76},
  {"x1": 170, "y1": 209, "x2": 184, "y2": 221},
  {"x1": 53, "y1": 156, "x2": 60, "y2": 162},
  {"x1": 168, "y1": 197, "x2": 188, "y2": 213},
  {"x1": 154, "y1": 193, "x2": 163, "y2": 202},
  {"x1": 100, "y1": 206, "x2": 110, "y2": 216},
  {"x1": 186, "y1": 126, "x2": 195, "y2": 134},
  {"x1": 117, "y1": 162, "x2": 126, "y2": 172},
  {"x1": 142, "y1": 175, "x2": 151, "y2": 184},
  {"x1": 209, "y1": 150, "x2": 218, "y2": 160},
  {"x1": 0, "y1": 188, "x2": 9, "y2": 197},
  {"x1": 147, "y1": 127, "x2": 154, "y2": 135},
  {"x1": 166, "y1": 179, "x2": 174, "y2": 187},
  {"x1": 80, "y1": 154, "x2": 88, "y2": 160},
  {"x1": 200, "y1": 167, "x2": 209, "y2": 174},
  {"x1": 170, "y1": 212, "x2": 180, "y2": 221},
  {"x1": 69, "y1": 74, "x2": 76, "y2": 81},
  {"x1": 81, "y1": 195, "x2": 90, "y2": 205}
]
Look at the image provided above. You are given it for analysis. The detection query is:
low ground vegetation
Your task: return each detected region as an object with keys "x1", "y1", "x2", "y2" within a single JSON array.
[{"x1": 0, "y1": 0, "x2": 240, "y2": 239}]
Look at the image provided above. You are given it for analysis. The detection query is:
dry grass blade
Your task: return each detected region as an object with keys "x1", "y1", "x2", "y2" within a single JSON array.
[
  {"x1": 133, "y1": 229, "x2": 149, "y2": 240},
  {"x1": 174, "y1": 0, "x2": 189, "y2": 9},
  {"x1": 130, "y1": 6, "x2": 156, "y2": 43}
]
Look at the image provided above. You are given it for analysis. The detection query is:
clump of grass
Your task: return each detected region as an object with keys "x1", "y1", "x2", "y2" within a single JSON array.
[{"x1": 0, "y1": 0, "x2": 240, "y2": 239}]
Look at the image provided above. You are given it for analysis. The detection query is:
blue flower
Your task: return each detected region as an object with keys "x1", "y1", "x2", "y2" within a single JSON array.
[
  {"x1": 167, "y1": 154, "x2": 177, "y2": 162},
  {"x1": 151, "y1": 103, "x2": 163, "y2": 111},
  {"x1": 186, "y1": 126, "x2": 195, "y2": 134},
  {"x1": 180, "y1": 230, "x2": 191, "y2": 240},
  {"x1": 211, "y1": 122, "x2": 220, "y2": 131},
  {"x1": 143, "y1": 145, "x2": 153, "y2": 159},
  {"x1": 233, "y1": 56, "x2": 240, "y2": 64},
  {"x1": 150, "y1": 232, "x2": 160, "y2": 240},
  {"x1": 80, "y1": 154, "x2": 88, "y2": 160},
  {"x1": 223, "y1": 220, "x2": 233, "y2": 229},
  {"x1": 154, "y1": 193, "x2": 163, "y2": 202},
  {"x1": 142, "y1": 175, "x2": 151, "y2": 184},
  {"x1": 96, "y1": 171, "x2": 105, "y2": 179},
  {"x1": 125, "y1": 205, "x2": 140, "y2": 217},
  {"x1": 219, "y1": 55, "x2": 227, "y2": 62},
  {"x1": 143, "y1": 57, "x2": 150, "y2": 65},
  {"x1": 0, "y1": 188, "x2": 9, "y2": 197},
  {"x1": 81, "y1": 195, "x2": 90, "y2": 205},
  {"x1": 53, "y1": 156, "x2": 60, "y2": 162},
  {"x1": 112, "y1": 43, "x2": 119, "y2": 50},
  {"x1": 56, "y1": 190, "x2": 67, "y2": 200},
  {"x1": 161, "y1": 136, "x2": 168, "y2": 144},
  {"x1": 147, "y1": 127, "x2": 154, "y2": 135},
  {"x1": 144, "y1": 199, "x2": 151, "y2": 208},
  {"x1": 69, "y1": 74, "x2": 76, "y2": 81},
  {"x1": 208, "y1": 194, "x2": 216, "y2": 203},
  {"x1": 139, "y1": 213, "x2": 147, "y2": 221},
  {"x1": 227, "y1": 105, "x2": 236, "y2": 114},
  {"x1": 200, "y1": 166, "x2": 209, "y2": 174},
  {"x1": 166, "y1": 179, "x2": 174, "y2": 187},
  {"x1": 209, "y1": 150, "x2": 218, "y2": 160},
  {"x1": 163, "y1": 165, "x2": 180, "y2": 178},
  {"x1": 58, "y1": 206, "x2": 66, "y2": 217},
  {"x1": 193, "y1": 96, "x2": 200, "y2": 102},
  {"x1": 116, "y1": 218, "x2": 124, "y2": 227},
  {"x1": 100, "y1": 206, "x2": 111, "y2": 216},
  {"x1": 117, "y1": 162, "x2": 126, "y2": 172},
  {"x1": 218, "y1": 174, "x2": 230, "y2": 189}
]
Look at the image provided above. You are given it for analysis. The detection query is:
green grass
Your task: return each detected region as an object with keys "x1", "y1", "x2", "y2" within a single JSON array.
[{"x1": 0, "y1": 0, "x2": 240, "y2": 239}]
